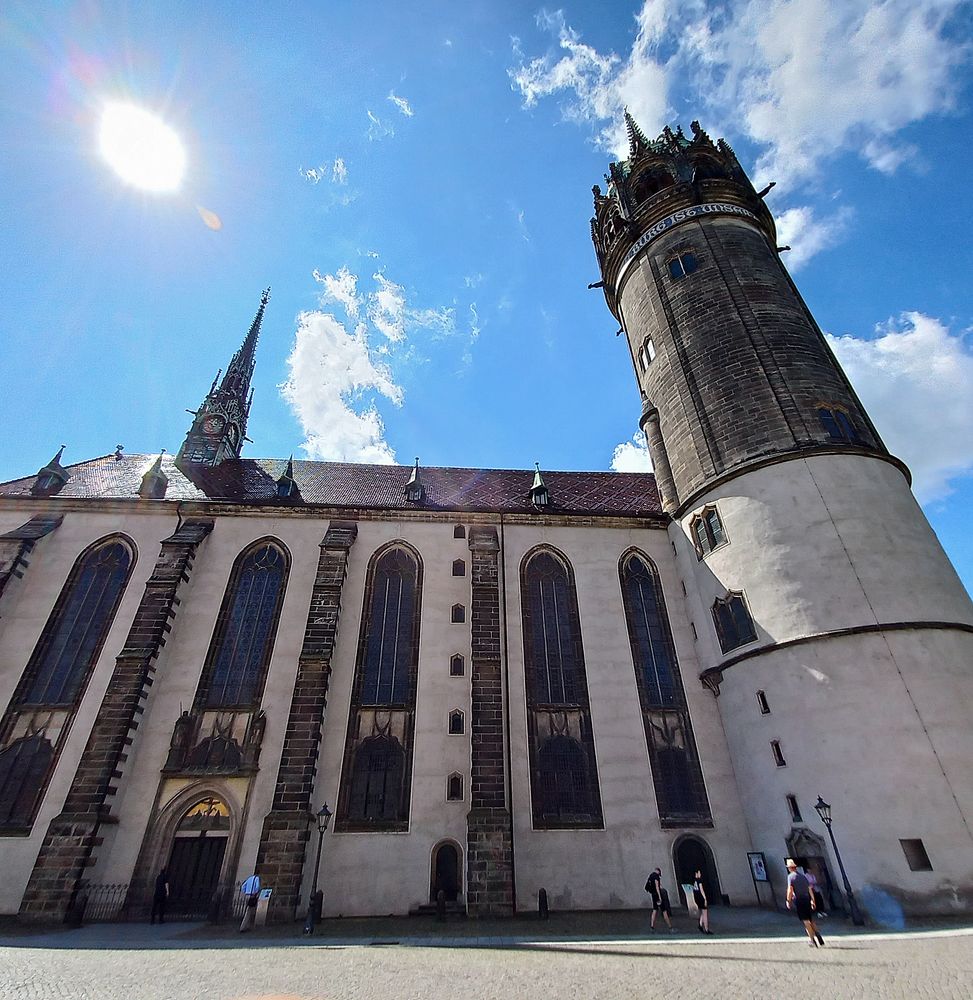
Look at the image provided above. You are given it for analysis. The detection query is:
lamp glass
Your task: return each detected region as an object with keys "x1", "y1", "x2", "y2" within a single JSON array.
[
  {"x1": 814, "y1": 796, "x2": 831, "y2": 825},
  {"x1": 317, "y1": 802, "x2": 333, "y2": 833}
]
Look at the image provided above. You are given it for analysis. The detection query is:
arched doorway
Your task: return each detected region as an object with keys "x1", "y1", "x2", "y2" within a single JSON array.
[
  {"x1": 166, "y1": 796, "x2": 230, "y2": 917},
  {"x1": 674, "y1": 835, "x2": 722, "y2": 906},
  {"x1": 787, "y1": 828, "x2": 840, "y2": 913},
  {"x1": 430, "y1": 841, "x2": 461, "y2": 902}
]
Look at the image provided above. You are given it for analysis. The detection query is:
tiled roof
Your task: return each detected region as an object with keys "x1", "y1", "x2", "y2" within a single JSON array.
[{"x1": 0, "y1": 454, "x2": 663, "y2": 518}]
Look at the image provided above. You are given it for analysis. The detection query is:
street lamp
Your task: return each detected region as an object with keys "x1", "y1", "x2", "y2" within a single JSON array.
[
  {"x1": 814, "y1": 796, "x2": 865, "y2": 926},
  {"x1": 303, "y1": 802, "x2": 332, "y2": 936}
]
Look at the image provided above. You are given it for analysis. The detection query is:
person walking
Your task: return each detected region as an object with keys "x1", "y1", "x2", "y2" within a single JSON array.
[
  {"x1": 645, "y1": 867, "x2": 674, "y2": 931},
  {"x1": 239, "y1": 874, "x2": 261, "y2": 932},
  {"x1": 786, "y1": 859, "x2": 825, "y2": 948},
  {"x1": 150, "y1": 869, "x2": 169, "y2": 925},
  {"x1": 692, "y1": 869, "x2": 712, "y2": 934}
]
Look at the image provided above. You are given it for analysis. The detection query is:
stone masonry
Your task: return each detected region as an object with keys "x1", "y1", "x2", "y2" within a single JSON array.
[
  {"x1": 19, "y1": 518, "x2": 214, "y2": 921},
  {"x1": 466, "y1": 526, "x2": 514, "y2": 917},
  {"x1": 0, "y1": 516, "x2": 62, "y2": 610},
  {"x1": 255, "y1": 520, "x2": 358, "y2": 921}
]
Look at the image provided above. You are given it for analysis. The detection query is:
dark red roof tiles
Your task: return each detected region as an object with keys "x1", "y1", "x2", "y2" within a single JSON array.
[{"x1": 0, "y1": 454, "x2": 663, "y2": 517}]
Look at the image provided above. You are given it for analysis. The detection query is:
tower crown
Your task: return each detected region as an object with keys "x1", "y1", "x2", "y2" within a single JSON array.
[
  {"x1": 591, "y1": 118, "x2": 775, "y2": 319},
  {"x1": 176, "y1": 289, "x2": 269, "y2": 469},
  {"x1": 592, "y1": 117, "x2": 892, "y2": 514}
]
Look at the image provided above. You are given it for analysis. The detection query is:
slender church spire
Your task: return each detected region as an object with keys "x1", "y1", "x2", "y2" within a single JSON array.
[
  {"x1": 624, "y1": 108, "x2": 651, "y2": 159},
  {"x1": 176, "y1": 289, "x2": 270, "y2": 469}
]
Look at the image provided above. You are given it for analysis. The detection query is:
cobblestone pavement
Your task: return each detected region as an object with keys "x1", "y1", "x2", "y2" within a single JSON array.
[{"x1": 1, "y1": 920, "x2": 971, "y2": 1000}]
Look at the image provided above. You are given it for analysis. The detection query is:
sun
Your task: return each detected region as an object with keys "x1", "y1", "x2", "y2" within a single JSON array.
[{"x1": 98, "y1": 101, "x2": 186, "y2": 193}]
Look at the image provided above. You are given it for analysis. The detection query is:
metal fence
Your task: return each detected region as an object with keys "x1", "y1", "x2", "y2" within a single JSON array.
[
  {"x1": 76, "y1": 880, "x2": 248, "y2": 923},
  {"x1": 79, "y1": 883, "x2": 129, "y2": 922}
]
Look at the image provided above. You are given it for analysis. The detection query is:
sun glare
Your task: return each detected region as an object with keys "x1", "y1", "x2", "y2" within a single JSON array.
[{"x1": 98, "y1": 102, "x2": 186, "y2": 193}]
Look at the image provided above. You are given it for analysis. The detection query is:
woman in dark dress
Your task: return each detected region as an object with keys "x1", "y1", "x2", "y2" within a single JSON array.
[{"x1": 692, "y1": 869, "x2": 711, "y2": 933}]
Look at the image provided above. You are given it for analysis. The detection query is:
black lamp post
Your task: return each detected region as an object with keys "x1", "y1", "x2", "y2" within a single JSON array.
[
  {"x1": 814, "y1": 796, "x2": 865, "y2": 926},
  {"x1": 303, "y1": 802, "x2": 332, "y2": 936}
]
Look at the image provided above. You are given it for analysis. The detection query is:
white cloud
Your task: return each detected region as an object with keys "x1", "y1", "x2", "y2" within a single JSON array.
[
  {"x1": 610, "y1": 432, "x2": 653, "y2": 473},
  {"x1": 300, "y1": 165, "x2": 327, "y2": 184},
  {"x1": 411, "y1": 307, "x2": 455, "y2": 338},
  {"x1": 313, "y1": 265, "x2": 361, "y2": 320},
  {"x1": 388, "y1": 91, "x2": 414, "y2": 117},
  {"x1": 774, "y1": 205, "x2": 852, "y2": 270},
  {"x1": 367, "y1": 110, "x2": 394, "y2": 141},
  {"x1": 509, "y1": 1, "x2": 967, "y2": 182},
  {"x1": 332, "y1": 157, "x2": 348, "y2": 184},
  {"x1": 369, "y1": 273, "x2": 407, "y2": 342},
  {"x1": 464, "y1": 272, "x2": 484, "y2": 288},
  {"x1": 280, "y1": 311, "x2": 402, "y2": 464},
  {"x1": 827, "y1": 313, "x2": 973, "y2": 503}
]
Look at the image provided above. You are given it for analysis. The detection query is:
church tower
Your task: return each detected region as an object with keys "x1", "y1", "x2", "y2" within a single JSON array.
[
  {"x1": 592, "y1": 116, "x2": 973, "y2": 913},
  {"x1": 175, "y1": 289, "x2": 269, "y2": 468}
]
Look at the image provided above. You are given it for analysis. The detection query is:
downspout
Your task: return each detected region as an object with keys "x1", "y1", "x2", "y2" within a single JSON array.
[{"x1": 499, "y1": 513, "x2": 516, "y2": 912}]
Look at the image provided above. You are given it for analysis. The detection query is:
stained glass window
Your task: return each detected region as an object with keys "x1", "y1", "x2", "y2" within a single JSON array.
[
  {"x1": 360, "y1": 548, "x2": 418, "y2": 705},
  {"x1": 203, "y1": 541, "x2": 288, "y2": 708},
  {"x1": 347, "y1": 736, "x2": 405, "y2": 822},
  {"x1": 0, "y1": 732, "x2": 54, "y2": 826},
  {"x1": 620, "y1": 552, "x2": 711, "y2": 826},
  {"x1": 22, "y1": 540, "x2": 132, "y2": 706},
  {"x1": 522, "y1": 548, "x2": 602, "y2": 828}
]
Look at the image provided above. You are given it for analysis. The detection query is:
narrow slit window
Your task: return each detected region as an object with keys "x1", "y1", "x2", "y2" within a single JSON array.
[
  {"x1": 756, "y1": 690, "x2": 771, "y2": 715},
  {"x1": 448, "y1": 710, "x2": 464, "y2": 735},
  {"x1": 447, "y1": 773, "x2": 464, "y2": 801},
  {"x1": 452, "y1": 559, "x2": 466, "y2": 577},
  {"x1": 786, "y1": 794, "x2": 802, "y2": 822},
  {"x1": 771, "y1": 740, "x2": 786, "y2": 767},
  {"x1": 449, "y1": 654, "x2": 465, "y2": 677},
  {"x1": 450, "y1": 604, "x2": 465, "y2": 624}
]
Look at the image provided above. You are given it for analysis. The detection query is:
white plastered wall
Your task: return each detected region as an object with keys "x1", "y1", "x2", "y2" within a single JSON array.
[
  {"x1": 500, "y1": 521, "x2": 753, "y2": 913},
  {"x1": 674, "y1": 454, "x2": 973, "y2": 914}
]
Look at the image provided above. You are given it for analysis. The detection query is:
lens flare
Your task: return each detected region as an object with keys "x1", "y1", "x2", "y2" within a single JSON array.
[{"x1": 98, "y1": 101, "x2": 186, "y2": 192}]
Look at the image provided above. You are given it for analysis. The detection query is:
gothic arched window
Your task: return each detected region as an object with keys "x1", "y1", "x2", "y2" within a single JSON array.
[
  {"x1": 521, "y1": 547, "x2": 602, "y2": 828},
  {"x1": 620, "y1": 551, "x2": 711, "y2": 826},
  {"x1": 22, "y1": 539, "x2": 132, "y2": 706},
  {"x1": 360, "y1": 548, "x2": 418, "y2": 705},
  {"x1": 0, "y1": 535, "x2": 134, "y2": 829},
  {"x1": 202, "y1": 540, "x2": 289, "y2": 708},
  {"x1": 713, "y1": 592, "x2": 757, "y2": 653},
  {"x1": 338, "y1": 543, "x2": 422, "y2": 830}
]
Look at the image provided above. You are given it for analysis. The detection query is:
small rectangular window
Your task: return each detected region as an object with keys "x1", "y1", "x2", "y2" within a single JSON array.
[
  {"x1": 668, "y1": 251, "x2": 699, "y2": 279},
  {"x1": 756, "y1": 690, "x2": 771, "y2": 715},
  {"x1": 786, "y1": 794, "x2": 802, "y2": 822},
  {"x1": 900, "y1": 838, "x2": 933, "y2": 871},
  {"x1": 452, "y1": 559, "x2": 466, "y2": 577},
  {"x1": 453, "y1": 525, "x2": 466, "y2": 538},
  {"x1": 451, "y1": 604, "x2": 466, "y2": 624},
  {"x1": 771, "y1": 740, "x2": 786, "y2": 767}
]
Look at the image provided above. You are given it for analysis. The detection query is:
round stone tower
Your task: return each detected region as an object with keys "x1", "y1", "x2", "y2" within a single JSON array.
[{"x1": 592, "y1": 115, "x2": 973, "y2": 914}]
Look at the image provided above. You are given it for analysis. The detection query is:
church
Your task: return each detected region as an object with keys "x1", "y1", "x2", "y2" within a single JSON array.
[{"x1": 1, "y1": 117, "x2": 971, "y2": 923}]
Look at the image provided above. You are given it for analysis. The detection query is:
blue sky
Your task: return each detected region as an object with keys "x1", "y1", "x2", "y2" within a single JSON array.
[{"x1": 2, "y1": 1, "x2": 972, "y2": 593}]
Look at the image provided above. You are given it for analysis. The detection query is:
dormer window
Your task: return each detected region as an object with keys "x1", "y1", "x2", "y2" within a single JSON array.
[
  {"x1": 529, "y1": 463, "x2": 550, "y2": 508},
  {"x1": 667, "y1": 251, "x2": 699, "y2": 280},
  {"x1": 405, "y1": 458, "x2": 425, "y2": 503}
]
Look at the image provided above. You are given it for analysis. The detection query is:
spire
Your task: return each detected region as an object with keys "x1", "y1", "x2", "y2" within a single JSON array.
[
  {"x1": 624, "y1": 108, "x2": 651, "y2": 160},
  {"x1": 176, "y1": 288, "x2": 270, "y2": 469},
  {"x1": 405, "y1": 457, "x2": 425, "y2": 503},
  {"x1": 529, "y1": 462, "x2": 550, "y2": 507},
  {"x1": 220, "y1": 287, "x2": 269, "y2": 397}
]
